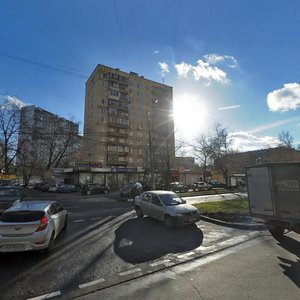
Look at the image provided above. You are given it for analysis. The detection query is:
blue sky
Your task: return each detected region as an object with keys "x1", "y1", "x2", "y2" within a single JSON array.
[{"x1": 1, "y1": 0, "x2": 300, "y2": 151}]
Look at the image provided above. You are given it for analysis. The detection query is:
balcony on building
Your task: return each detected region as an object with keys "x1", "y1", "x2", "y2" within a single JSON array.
[
  {"x1": 107, "y1": 131, "x2": 128, "y2": 138},
  {"x1": 108, "y1": 120, "x2": 130, "y2": 129}
]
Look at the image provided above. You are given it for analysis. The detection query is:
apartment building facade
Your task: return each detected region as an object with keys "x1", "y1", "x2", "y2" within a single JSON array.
[
  {"x1": 83, "y1": 64, "x2": 175, "y2": 187},
  {"x1": 18, "y1": 105, "x2": 79, "y2": 170}
]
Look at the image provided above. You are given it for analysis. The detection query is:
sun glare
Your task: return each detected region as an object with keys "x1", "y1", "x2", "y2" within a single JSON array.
[{"x1": 173, "y1": 94, "x2": 208, "y2": 141}]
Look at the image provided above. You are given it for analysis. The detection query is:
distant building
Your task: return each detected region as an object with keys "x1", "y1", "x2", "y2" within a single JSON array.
[
  {"x1": 173, "y1": 156, "x2": 211, "y2": 185},
  {"x1": 18, "y1": 105, "x2": 80, "y2": 169},
  {"x1": 213, "y1": 147, "x2": 300, "y2": 185},
  {"x1": 81, "y1": 64, "x2": 175, "y2": 188}
]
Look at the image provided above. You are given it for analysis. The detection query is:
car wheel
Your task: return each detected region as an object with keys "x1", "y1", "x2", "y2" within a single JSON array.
[
  {"x1": 164, "y1": 215, "x2": 173, "y2": 228},
  {"x1": 135, "y1": 206, "x2": 143, "y2": 218},
  {"x1": 86, "y1": 190, "x2": 91, "y2": 195},
  {"x1": 45, "y1": 232, "x2": 55, "y2": 253},
  {"x1": 62, "y1": 215, "x2": 68, "y2": 230}
]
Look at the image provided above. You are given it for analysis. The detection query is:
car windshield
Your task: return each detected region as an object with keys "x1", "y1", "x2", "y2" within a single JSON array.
[{"x1": 159, "y1": 193, "x2": 185, "y2": 206}]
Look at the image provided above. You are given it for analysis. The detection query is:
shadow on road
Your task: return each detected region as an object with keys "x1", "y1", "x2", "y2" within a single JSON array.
[
  {"x1": 275, "y1": 234, "x2": 300, "y2": 288},
  {"x1": 114, "y1": 217, "x2": 203, "y2": 263}
]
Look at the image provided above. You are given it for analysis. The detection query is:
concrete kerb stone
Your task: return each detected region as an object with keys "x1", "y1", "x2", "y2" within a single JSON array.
[{"x1": 200, "y1": 214, "x2": 266, "y2": 230}]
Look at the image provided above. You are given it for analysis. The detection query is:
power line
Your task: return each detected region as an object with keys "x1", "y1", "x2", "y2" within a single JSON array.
[{"x1": 0, "y1": 51, "x2": 89, "y2": 79}]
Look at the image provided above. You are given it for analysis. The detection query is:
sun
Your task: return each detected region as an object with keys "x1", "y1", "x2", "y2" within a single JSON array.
[{"x1": 173, "y1": 94, "x2": 208, "y2": 141}]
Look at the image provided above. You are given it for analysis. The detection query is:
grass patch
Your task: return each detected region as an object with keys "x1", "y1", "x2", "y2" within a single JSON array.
[{"x1": 193, "y1": 198, "x2": 250, "y2": 215}]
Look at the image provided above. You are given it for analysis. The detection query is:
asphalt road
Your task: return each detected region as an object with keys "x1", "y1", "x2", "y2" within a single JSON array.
[
  {"x1": 0, "y1": 191, "x2": 264, "y2": 300},
  {"x1": 84, "y1": 232, "x2": 300, "y2": 300}
]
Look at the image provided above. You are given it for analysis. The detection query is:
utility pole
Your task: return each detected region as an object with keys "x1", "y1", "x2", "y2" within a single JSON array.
[
  {"x1": 148, "y1": 98, "x2": 159, "y2": 190},
  {"x1": 148, "y1": 111, "x2": 154, "y2": 190}
]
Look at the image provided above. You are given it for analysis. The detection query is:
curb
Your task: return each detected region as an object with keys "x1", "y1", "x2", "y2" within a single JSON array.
[{"x1": 200, "y1": 214, "x2": 266, "y2": 230}]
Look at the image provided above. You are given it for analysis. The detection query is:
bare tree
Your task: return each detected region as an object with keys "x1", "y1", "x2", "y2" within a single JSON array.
[
  {"x1": 278, "y1": 130, "x2": 294, "y2": 148},
  {"x1": 192, "y1": 134, "x2": 212, "y2": 182},
  {"x1": 17, "y1": 150, "x2": 39, "y2": 186},
  {"x1": 0, "y1": 99, "x2": 29, "y2": 173},
  {"x1": 42, "y1": 121, "x2": 80, "y2": 170},
  {"x1": 209, "y1": 123, "x2": 233, "y2": 185}
]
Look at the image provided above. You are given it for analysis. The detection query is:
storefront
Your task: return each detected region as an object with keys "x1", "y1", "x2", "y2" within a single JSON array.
[{"x1": 62, "y1": 165, "x2": 145, "y2": 190}]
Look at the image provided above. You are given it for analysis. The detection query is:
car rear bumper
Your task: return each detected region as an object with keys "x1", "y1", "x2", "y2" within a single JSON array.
[{"x1": 0, "y1": 231, "x2": 51, "y2": 252}]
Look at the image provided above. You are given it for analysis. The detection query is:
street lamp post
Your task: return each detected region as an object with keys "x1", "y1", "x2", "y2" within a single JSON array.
[{"x1": 148, "y1": 98, "x2": 159, "y2": 190}]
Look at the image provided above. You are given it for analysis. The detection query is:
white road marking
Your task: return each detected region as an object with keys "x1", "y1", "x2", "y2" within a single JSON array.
[
  {"x1": 27, "y1": 291, "x2": 61, "y2": 300},
  {"x1": 73, "y1": 219, "x2": 85, "y2": 223},
  {"x1": 150, "y1": 259, "x2": 171, "y2": 267},
  {"x1": 119, "y1": 268, "x2": 142, "y2": 276},
  {"x1": 79, "y1": 278, "x2": 105, "y2": 289},
  {"x1": 177, "y1": 251, "x2": 195, "y2": 259},
  {"x1": 90, "y1": 217, "x2": 103, "y2": 221}
]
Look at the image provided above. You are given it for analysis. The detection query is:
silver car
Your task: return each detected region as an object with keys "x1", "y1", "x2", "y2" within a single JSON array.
[
  {"x1": 134, "y1": 191, "x2": 201, "y2": 228},
  {"x1": 0, "y1": 200, "x2": 67, "y2": 253}
]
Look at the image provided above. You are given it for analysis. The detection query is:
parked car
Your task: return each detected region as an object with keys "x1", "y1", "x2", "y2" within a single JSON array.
[
  {"x1": 57, "y1": 184, "x2": 77, "y2": 193},
  {"x1": 134, "y1": 190, "x2": 201, "y2": 228},
  {"x1": 74, "y1": 184, "x2": 84, "y2": 192},
  {"x1": 0, "y1": 200, "x2": 68, "y2": 253},
  {"x1": 33, "y1": 182, "x2": 48, "y2": 191},
  {"x1": 193, "y1": 181, "x2": 212, "y2": 191},
  {"x1": 170, "y1": 182, "x2": 189, "y2": 193},
  {"x1": 48, "y1": 183, "x2": 64, "y2": 193},
  {"x1": 210, "y1": 180, "x2": 227, "y2": 188},
  {"x1": 40, "y1": 184, "x2": 51, "y2": 192},
  {"x1": 81, "y1": 183, "x2": 110, "y2": 195},
  {"x1": 120, "y1": 182, "x2": 143, "y2": 198},
  {"x1": 0, "y1": 186, "x2": 24, "y2": 215}
]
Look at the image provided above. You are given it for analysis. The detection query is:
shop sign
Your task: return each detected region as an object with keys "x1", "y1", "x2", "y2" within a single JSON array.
[{"x1": 111, "y1": 167, "x2": 137, "y2": 173}]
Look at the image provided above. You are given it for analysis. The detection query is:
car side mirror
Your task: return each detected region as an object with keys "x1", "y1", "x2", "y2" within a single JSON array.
[{"x1": 182, "y1": 199, "x2": 186, "y2": 204}]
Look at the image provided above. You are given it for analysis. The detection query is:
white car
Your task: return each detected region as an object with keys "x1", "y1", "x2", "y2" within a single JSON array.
[
  {"x1": 0, "y1": 200, "x2": 67, "y2": 253},
  {"x1": 193, "y1": 182, "x2": 212, "y2": 191},
  {"x1": 134, "y1": 190, "x2": 201, "y2": 228}
]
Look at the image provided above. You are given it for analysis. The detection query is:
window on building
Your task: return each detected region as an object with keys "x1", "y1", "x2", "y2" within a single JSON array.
[{"x1": 111, "y1": 90, "x2": 119, "y2": 97}]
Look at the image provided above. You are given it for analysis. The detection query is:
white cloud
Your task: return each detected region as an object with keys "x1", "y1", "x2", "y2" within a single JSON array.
[
  {"x1": 153, "y1": 50, "x2": 159, "y2": 54},
  {"x1": 175, "y1": 62, "x2": 192, "y2": 78},
  {"x1": 175, "y1": 53, "x2": 237, "y2": 84},
  {"x1": 158, "y1": 62, "x2": 170, "y2": 77},
  {"x1": 267, "y1": 83, "x2": 300, "y2": 112},
  {"x1": 1, "y1": 95, "x2": 27, "y2": 109},
  {"x1": 229, "y1": 131, "x2": 279, "y2": 152},
  {"x1": 203, "y1": 54, "x2": 238, "y2": 68},
  {"x1": 218, "y1": 105, "x2": 240, "y2": 110},
  {"x1": 193, "y1": 59, "x2": 228, "y2": 83}
]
